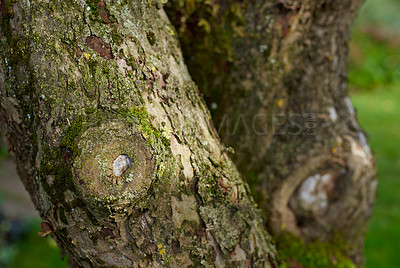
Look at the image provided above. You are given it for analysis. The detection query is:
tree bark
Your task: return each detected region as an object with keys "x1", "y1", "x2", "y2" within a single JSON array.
[
  {"x1": 0, "y1": 0, "x2": 377, "y2": 267},
  {"x1": 165, "y1": 0, "x2": 376, "y2": 264},
  {"x1": 0, "y1": 0, "x2": 276, "y2": 267}
]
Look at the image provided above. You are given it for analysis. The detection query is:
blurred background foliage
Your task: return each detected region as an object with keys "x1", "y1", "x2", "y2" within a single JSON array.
[
  {"x1": 0, "y1": 0, "x2": 399, "y2": 267},
  {"x1": 349, "y1": 0, "x2": 400, "y2": 90},
  {"x1": 350, "y1": 0, "x2": 400, "y2": 267}
]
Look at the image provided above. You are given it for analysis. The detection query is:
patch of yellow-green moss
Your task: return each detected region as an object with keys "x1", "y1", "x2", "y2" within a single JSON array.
[
  {"x1": 61, "y1": 115, "x2": 84, "y2": 157},
  {"x1": 275, "y1": 232, "x2": 356, "y2": 268},
  {"x1": 85, "y1": 0, "x2": 101, "y2": 22},
  {"x1": 117, "y1": 107, "x2": 170, "y2": 147}
]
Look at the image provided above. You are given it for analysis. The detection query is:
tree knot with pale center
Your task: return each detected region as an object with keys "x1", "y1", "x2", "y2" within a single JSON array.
[{"x1": 73, "y1": 120, "x2": 154, "y2": 213}]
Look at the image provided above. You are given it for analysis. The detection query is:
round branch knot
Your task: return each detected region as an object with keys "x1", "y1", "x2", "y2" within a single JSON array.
[{"x1": 73, "y1": 120, "x2": 154, "y2": 211}]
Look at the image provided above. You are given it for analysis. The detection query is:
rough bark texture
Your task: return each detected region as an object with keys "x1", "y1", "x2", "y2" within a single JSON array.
[
  {"x1": 0, "y1": 0, "x2": 277, "y2": 267},
  {"x1": 166, "y1": 0, "x2": 376, "y2": 264}
]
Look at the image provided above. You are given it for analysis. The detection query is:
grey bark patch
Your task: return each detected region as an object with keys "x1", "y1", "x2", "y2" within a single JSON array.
[
  {"x1": 99, "y1": 252, "x2": 132, "y2": 267},
  {"x1": 171, "y1": 194, "x2": 199, "y2": 228}
]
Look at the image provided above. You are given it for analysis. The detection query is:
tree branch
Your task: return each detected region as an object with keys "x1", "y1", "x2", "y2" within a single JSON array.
[{"x1": 0, "y1": 0, "x2": 276, "y2": 266}]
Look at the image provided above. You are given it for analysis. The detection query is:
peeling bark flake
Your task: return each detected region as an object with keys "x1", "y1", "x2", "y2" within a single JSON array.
[{"x1": 85, "y1": 36, "x2": 114, "y2": 59}]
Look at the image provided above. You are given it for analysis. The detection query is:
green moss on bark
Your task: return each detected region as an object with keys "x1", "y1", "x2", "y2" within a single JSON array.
[
  {"x1": 61, "y1": 115, "x2": 84, "y2": 157},
  {"x1": 275, "y1": 232, "x2": 356, "y2": 268}
]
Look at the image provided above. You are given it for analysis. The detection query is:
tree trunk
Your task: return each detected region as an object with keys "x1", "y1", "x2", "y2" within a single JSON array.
[
  {"x1": 0, "y1": 0, "x2": 375, "y2": 267},
  {"x1": 0, "y1": 0, "x2": 275, "y2": 267},
  {"x1": 165, "y1": 0, "x2": 376, "y2": 264}
]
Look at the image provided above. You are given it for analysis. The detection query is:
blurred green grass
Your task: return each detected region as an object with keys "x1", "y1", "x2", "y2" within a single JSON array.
[
  {"x1": 350, "y1": 0, "x2": 400, "y2": 267},
  {"x1": 0, "y1": 217, "x2": 68, "y2": 267},
  {"x1": 351, "y1": 84, "x2": 400, "y2": 268},
  {"x1": 11, "y1": 221, "x2": 69, "y2": 268}
]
